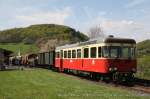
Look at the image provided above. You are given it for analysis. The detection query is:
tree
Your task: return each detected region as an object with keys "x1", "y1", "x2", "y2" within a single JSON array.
[{"x1": 88, "y1": 25, "x2": 104, "y2": 39}]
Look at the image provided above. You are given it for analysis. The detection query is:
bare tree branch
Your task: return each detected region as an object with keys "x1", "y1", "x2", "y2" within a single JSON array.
[{"x1": 88, "y1": 25, "x2": 104, "y2": 39}]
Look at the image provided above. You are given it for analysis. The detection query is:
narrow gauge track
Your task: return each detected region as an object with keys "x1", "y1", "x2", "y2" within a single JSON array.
[
  {"x1": 131, "y1": 78, "x2": 150, "y2": 94},
  {"x1": 60, "y1": 72, "x2": 150, "y2": 95}
]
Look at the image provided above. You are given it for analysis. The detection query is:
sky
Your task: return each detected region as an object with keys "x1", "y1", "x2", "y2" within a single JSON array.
[{"x1": 0, "y1": 0, "x2": 150, "y2": 42}]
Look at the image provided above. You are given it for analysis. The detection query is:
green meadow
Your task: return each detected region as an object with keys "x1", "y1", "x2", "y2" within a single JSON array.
[
  {"x1": 0, "y1": 68, "x2": 149, "y2": 99},
  {"x1": 0, "y1": 43, "x2": 39, "y2": 55}
]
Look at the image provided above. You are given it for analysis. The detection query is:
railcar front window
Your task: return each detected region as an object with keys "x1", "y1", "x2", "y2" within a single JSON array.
[
  {"x1": 122, "y1": 47, "x2": 129, "y2": 58},
  {"x1": 102, "y1": 46, "x2": 120, "y2": 58},
  {"x1": 110, "y1": 46, "x2": 120, "y2": 58},
  {"x1": 102, "y1": 46, "x2": 109, "y2": 58},
  {"x1": 122, "y1": 47, "x2": 136, "y2": 59}
]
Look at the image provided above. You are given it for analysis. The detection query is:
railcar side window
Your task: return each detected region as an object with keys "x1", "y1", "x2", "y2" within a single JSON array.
[
  {"x1": 68, "y1": 50, "x2": 71, "y2": 58},
  {"x1": 61, "y1": 50, "x2": 63, "y2": 58},
  {"x1": 84, "y1": 48, "x2": 89, "y2": 58},
  {"x1": 72, "y1": 50, "x2": 76, "y2": 58},
  {"x1": 64, "y1": 51, "x2": 67, "y2": 58},
  {"x1": 102, "y1": 46, "x2": 109, "y2": 58},
  {"x1": 77, "y1": 49, "x2": 81, "y2": 58},
  {"x1": 91, "y1": 47, "x2": 96, "y2": 58},
  {"x1": 98, "y1": 47, "x2": 101, "y2": 57}
]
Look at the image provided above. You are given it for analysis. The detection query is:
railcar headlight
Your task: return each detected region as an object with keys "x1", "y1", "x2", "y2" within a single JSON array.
[
  {"x1": 114, "y1": 67, "x2": 117, "y2": 71},
  {"x1": 109, "y1": 68, "x2": 112, "y2": 71},
  {"x1": 109, "y1": 67, "x2": 117, "y2": 72}
]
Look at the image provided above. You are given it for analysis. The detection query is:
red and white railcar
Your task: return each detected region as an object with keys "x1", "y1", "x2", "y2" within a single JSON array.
[{"x1": 55, "y1": 36, "x2": 136, "y2": 81}]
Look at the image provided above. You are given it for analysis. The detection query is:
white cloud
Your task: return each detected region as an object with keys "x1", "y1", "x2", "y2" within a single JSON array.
[
  {"x1": 15, "y1": 7, "x2": 72, "y2": 26},
  {"x1": 82, "y1": 16, "x2": 142, "y2": 33},
  {"x1": 98, "y1": 11, "x2": 107, "y2": 16},
  {"x1": 101, "y1": 20, "x2": 142, "y2": 33},
  {"x1": 78, "y1": 15, "x2": 150, "y2": 42},
  {"x1": 125, "y1": 0, "x2": 147, "y2": 8}
]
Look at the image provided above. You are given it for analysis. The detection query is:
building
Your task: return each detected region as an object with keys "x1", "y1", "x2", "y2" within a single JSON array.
[{"x1": 0, "y1": 48, "x2": 13, "y2": 70}]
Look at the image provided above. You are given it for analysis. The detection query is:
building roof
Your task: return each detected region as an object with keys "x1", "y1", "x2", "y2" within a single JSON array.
[{"x1": 0, "y1": 48, "x2": 13, "y2": 56}]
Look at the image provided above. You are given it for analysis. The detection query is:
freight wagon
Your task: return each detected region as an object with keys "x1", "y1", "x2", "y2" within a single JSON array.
[
  {"x1": 37, "y1": 51, "x2": 55, "y2": 69},
  {"x1": 0, "y1": 48, "x2": 12, "y2": 70}
]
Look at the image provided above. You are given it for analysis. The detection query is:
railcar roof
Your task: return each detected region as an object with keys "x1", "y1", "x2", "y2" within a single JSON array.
[{"x1": 56, "y1": 36, "x2": 136, "y2": 50}]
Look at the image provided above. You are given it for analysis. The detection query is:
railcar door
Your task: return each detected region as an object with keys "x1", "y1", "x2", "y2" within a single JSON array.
[
  {"x1": 60, "y1": 50, "x2": 63, "y2": 71},
  {"x1": 55, "y1": 51, "x2": 61, "y2": 69},
  {"x1": 82, "y1": 47, "x2": 90, "y2": 70}
]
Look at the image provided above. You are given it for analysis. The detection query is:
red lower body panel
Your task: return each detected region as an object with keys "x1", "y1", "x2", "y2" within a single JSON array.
[
  {"x1": 55, "y1": 58, "x2": 60, "y2": 68},
  {"x1": 55, "y1": 58, "x2": 136, "y2": 73}
]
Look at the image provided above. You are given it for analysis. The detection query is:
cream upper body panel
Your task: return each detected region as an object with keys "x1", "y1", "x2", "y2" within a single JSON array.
[{"x1": 55, "y1": 43, "x2": 136, "y2": 51}]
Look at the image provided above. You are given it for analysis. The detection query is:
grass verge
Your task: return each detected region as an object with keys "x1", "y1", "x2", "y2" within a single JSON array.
[{"x1": 0, "y1": 68, "x2": 149, "y2": 99}]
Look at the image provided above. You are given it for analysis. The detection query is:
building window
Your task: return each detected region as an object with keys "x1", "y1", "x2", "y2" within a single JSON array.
[
  {"x1": 84, "y1": 48, "x2": 89, "y2": 58},
  {"x1": 64, "y1": 51, "x2": 67, "y2": 58},
  {"x1": 98, "y1": 47, "x2": 101, "y2": 57},
  {"x1": 77, "y1": 49, "x2": 81, "y2": 58},
  {"x1": 68, "y1": 50, "x2": 71, "y2": 58},
  {"x1": 91, "y1": 47, "x2": 97, "y2": 58}
]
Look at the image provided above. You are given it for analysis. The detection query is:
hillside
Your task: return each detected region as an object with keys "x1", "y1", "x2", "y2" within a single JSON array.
[
  {"x1": 0, "y1": 43, "x2": 39, "y2": 55},
  {"x1": 136, "y1": 40, "x2": 150, "y2": 80},
  {"x1": 0, "y1": 24, "x2": 88, "y2": 53},
  {"x1": 137, "y1": 39, "x2": 150, "y2": 57},
  {"x1": 0, "y1": 24, "x2": 88, "y2": 44}
]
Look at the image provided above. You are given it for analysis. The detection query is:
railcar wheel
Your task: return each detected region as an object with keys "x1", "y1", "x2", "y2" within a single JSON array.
[
  {"x1": 99, "y1": 74, "x2": 111, "y2": 83},
  {"x1": 125, "y1": 73, "x2": 134, "y2": 86},
  {"x1": 112, "y1": 73, "x2": 119, "y2": 82},
  {"x1": 100, "y1": 75, "x2": 104, "y2": 81},
  {"x1": 90, "y1": 73, "x2": 100, "y2": 81}
]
